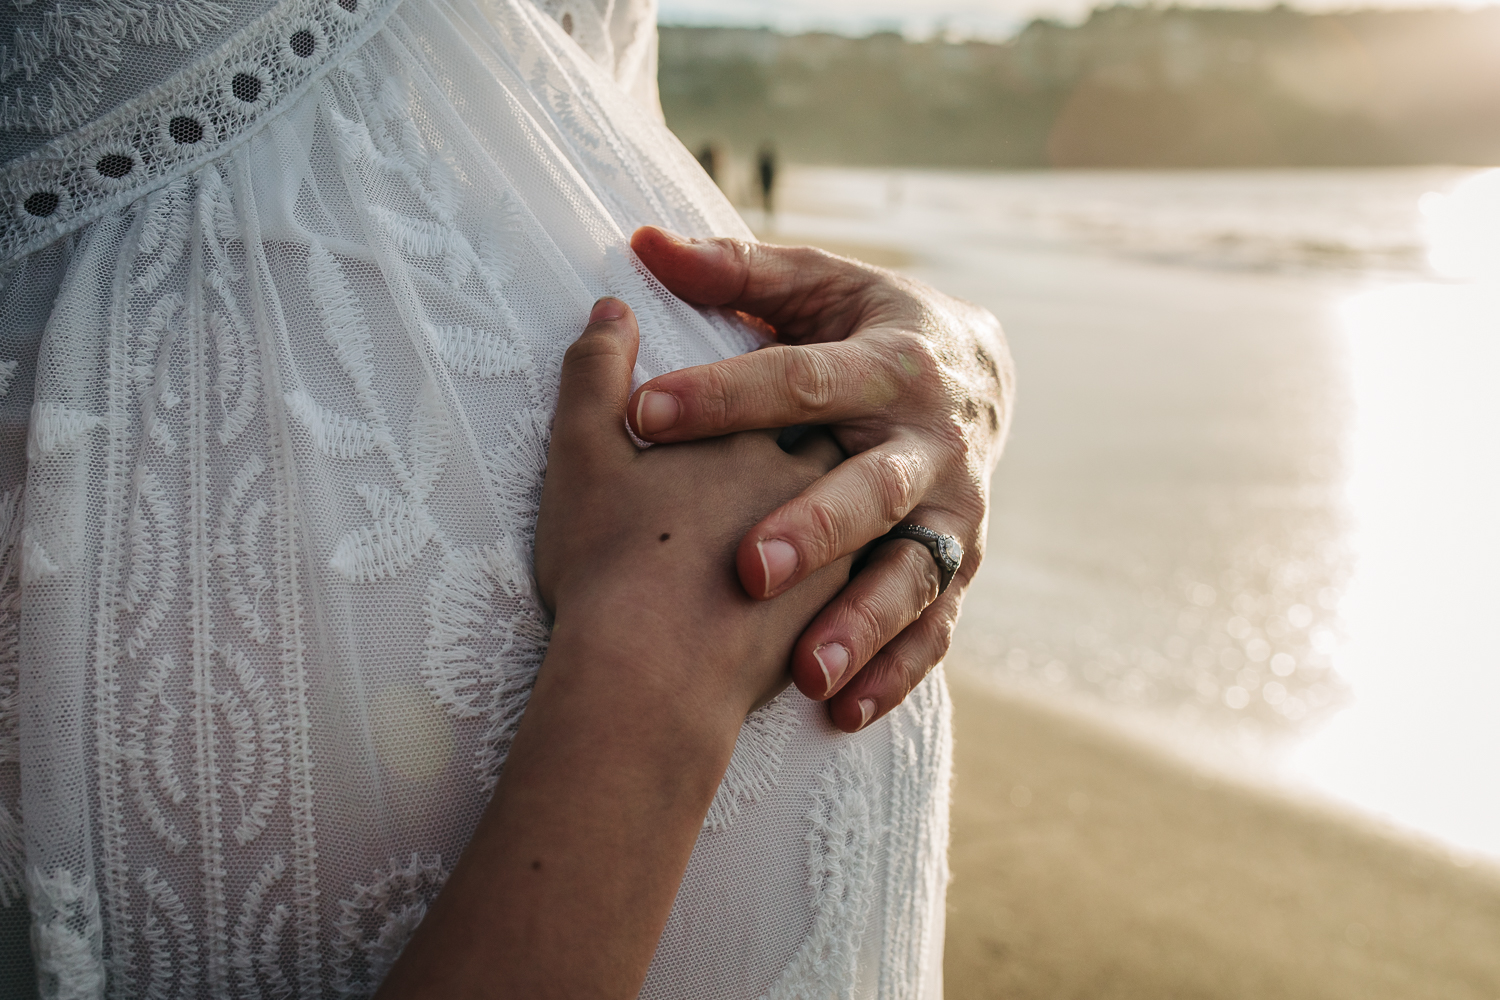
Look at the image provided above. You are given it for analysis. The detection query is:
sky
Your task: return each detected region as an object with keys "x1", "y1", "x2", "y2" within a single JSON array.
[{"x1": 656, "y1": 0, "x2": 1498, "y2": 40}]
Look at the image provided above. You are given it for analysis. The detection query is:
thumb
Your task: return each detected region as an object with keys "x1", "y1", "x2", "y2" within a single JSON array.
[
  {"x1": 551, "y1": 297, "x2": 641, "y2": 463},
  {"x1": 630, "y1": 226, "x2": 877, "y2": 342}
]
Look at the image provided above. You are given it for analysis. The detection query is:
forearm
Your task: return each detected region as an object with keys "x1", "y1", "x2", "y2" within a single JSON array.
[
  {"x1": 375, "y1": 299, "x2": 847, "y2": 996},
  {"x1": 375, "y1": 614, "x2": 747, "y2": 999}
]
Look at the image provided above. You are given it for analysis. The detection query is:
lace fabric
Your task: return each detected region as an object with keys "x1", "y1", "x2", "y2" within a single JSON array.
[{"x1": 0, "y1": 0, "x2": 951, "y2": 996}]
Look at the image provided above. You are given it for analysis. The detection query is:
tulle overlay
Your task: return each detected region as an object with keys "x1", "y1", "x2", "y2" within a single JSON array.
[{"x1": 0, "y1": 0, "x2": 952, "y2": 996}]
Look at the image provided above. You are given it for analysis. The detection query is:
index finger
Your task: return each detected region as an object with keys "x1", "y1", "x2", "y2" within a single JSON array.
[
  {"x1": 627, "y1": 341, "x2": 899, "y2": 442},
  {"x1": 630, "y1": 227, "x2": 878, "y2": 338}
]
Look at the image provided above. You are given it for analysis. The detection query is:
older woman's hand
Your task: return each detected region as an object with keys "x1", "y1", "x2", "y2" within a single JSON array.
[{"x1": 628, "y1": 226, "x2": 1015, "y2": 732}]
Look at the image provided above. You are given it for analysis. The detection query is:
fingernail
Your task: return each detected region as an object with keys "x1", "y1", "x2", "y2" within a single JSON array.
[
  {"x1": 655, "y1": 227, "x2": 689, "y2": 245},
  {"x1": 635, "y1": 390, "x2": 680, "y2": 435},
  {"x1": 858, "y1": 699, "x2": 877, "y2": 729},
  {"x1": 589, "y1": 297, "x2": 625, "y2": 325},
  {"x1": 813, "y1": 643, "x2": 849, "y2": 696},
  {"x1": 756, "y1": 538, "x2": 799, "y2": 596}
]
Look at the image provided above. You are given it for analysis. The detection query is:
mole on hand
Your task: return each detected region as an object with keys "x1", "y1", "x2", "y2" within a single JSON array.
[
  {"x1": 531, "y1": 859, "x2": 542, "y2": 871},
  {"x1": 659, "y1": 533, "x2": 671, "y2": 542}
]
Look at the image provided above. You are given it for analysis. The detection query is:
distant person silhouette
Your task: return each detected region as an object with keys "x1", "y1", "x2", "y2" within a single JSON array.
[
  {"x1": 758, "y1": 142, "x2": 777, "y2": 216},
  {"x1": 696, "y1": 142, "x2": 719, "y2": 185}
]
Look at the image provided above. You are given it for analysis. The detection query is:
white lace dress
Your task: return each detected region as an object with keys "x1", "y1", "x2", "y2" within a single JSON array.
[{"x1": 0, "y1": 0, "x2": 952, "y2": 996}]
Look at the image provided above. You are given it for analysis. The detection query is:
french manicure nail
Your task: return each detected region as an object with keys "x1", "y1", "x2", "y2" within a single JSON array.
[
  {"x1": 813, "y1": 643, "x2": 849, "y2": 696},
  {"x1": 858, "y1": 699, "x2": 877, "y2": 729},
  {"x1": 635, "y1": 390, "x2": 680, "y2": 435},
  {"x1": 588, "y1": 297, "x2": 625, "y2": 324},
  {"x1": 756, "y1": 538, "x2": 799, "y2": 596}
]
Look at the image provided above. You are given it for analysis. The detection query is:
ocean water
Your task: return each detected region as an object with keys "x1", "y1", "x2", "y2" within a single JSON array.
[{"x1": 762, "y1": 166, "x2": 1500, "y2": 859}]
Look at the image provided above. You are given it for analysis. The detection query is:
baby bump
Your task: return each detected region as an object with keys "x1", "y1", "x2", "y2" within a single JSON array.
[{"x1": 642, "y1": 674, "x2": 953, "y2": 1000}]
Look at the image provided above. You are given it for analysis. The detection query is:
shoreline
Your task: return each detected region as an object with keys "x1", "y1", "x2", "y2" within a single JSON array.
[{"x1": 944, "y1": 675, "x2": 1500, "y2": 998}]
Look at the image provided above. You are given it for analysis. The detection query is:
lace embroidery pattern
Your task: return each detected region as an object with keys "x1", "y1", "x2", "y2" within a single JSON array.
[
  {"x1": 121, "y1": 655, "x2": 190, "y2": 854},
  {"x1": 0, "y1": 487, "x2": 21, "y2": 908},
  {"x1": 876, "y1": 673, "x2": 952, "y2": 998},
  {"x1": 702, "y1": 690, "x2": 798, "y2": 833},
  {"x1": 230, "y1": 854, "x2": 291, "y2": 1000},
  {"x1": 420, "y1": 539, "x2": 549, "y2": 790},
  {"x1": 759, "y1": 742, "x2": 876, "y2": 1000},
  {"x1": 27, "y1": 867, "x2": 105, "y2": 1000},
  {"x1": 1, "y1": 3, "x2": 946, "y2": 994},
  {"x1": 0, "y1": 0, "x2": 232, "y2": 135},
  {"x1": 70, "y1": 162, "x2": 322, "y2": 996},
  {"x1": 329, "y1": 853, "x2": 446, "y2": 997},
  {"x1": 137, "y1": 866, "x2": 203, "y2": 996},
  {"x1": 306, "y1": 47, "x2": 556, "y2": 792},
  {"x1": 0, "y1": 0, "x2": 401, "y2": 264}
]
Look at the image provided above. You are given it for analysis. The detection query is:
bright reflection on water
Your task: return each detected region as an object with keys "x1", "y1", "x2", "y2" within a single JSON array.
[
  {"x1": 1292, "y1": 184, "x2": 1500, "y2": 858},
  {"x1": 769, "y1": 166, "x2": 1500, "y2": 858},
  {"x1": 1422, "y1": 168, "x2": 1500, "y2": 280}
]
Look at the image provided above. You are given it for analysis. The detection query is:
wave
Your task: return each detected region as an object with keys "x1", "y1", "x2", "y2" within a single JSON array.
[{"x1": 778, "y1": 166, "x2": 1480, "y2": 277}]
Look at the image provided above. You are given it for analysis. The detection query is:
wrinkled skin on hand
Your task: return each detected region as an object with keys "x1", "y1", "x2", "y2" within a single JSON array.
[
  {"x1": 534, "y1": 297, "x2": 852, "y2": 713},
  {"x1": 627, "y1": 227, "x2": 1015, "y2": 732}
]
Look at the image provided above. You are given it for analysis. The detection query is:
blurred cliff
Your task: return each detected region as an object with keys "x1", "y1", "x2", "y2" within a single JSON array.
[{"x1": 660, "y1": 6, "x2": 1500, "y2": 168}]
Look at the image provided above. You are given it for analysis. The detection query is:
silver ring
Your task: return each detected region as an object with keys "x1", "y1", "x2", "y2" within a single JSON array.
[{"x1": 879, "y1": 524, "x2": 963, "y2": 596}]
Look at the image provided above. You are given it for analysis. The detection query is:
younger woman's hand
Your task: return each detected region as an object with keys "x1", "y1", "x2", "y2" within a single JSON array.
[
  {"x1": 535, "y1": 297, "x2": 851, "y2": 714},
  {"x1": 379, "y1": 301, "x2": 854, "y2": 1000}
]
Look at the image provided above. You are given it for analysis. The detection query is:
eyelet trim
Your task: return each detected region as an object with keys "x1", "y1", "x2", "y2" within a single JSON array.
[
  {"x1": 224, "y1": 64, "x2": 275, "y2": 112},
  {"x1": 279, "y1": 22, "x2": 328, "y2": 64},
  {"x1": 0, "y1": 0, "x2": 400, "y2": 265},
  {"x1": 22, "y1": 189, "x2": 67, "y2": 220},
  {"x1": 169, "y1": 117, "x2": 204, "y2": 146},
  {"x1": 90, "y1": 151, "x2": 140, "y2": 185}
]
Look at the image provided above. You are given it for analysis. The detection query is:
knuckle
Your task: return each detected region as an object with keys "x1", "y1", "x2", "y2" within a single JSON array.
[
  {"x1": 563, "y1": 326, "x2": 625, "y2": 370},
  {"x1": 723, "y1": 237, "x2": 754, "y2": 266},
  {"x1": 782, "y1": 347, "x2": 839, "y2": 416},
  {"x1": 897, "y1": 543, "x2": 941, "y2": 603},
  {"x1": 793, "y1": 244, "x2": 836, "y2": 264},
  {"x1": 693, "y1": 363, "x2": 736, "y2": 428},
  {"x1": 926, "y1": 612, "x2": 957, "y2": 656},
  {"x1": 874, "y1": 619, "x2": 952, "y2": 705},
  {"x1": 918, "y1": 607, "x2": 958, "y2": 662},
  {"x1": 781, "y1": 244, "x2": 841, "y2": 279},
  {"x1": 723, "y1": 239, "x2": 757, "y2": 290},
  {"x1": 889, "y1": 650, "x2": 926, "y2": 698},
  {"x1": 885, "y1": 330, "x2": 937, "y2": 381},
  {"x1": 843, "y1": 596, "x2": 887, "y2": 657},
  {"x1": 934, "y1": 418, "x2": 973, "y2": 461},
  {"x1": 871, "y1": 453, "x2": 920, "y2": 524},
  {"x1": 798, "y1": 493, "x2": 847, "y2": 559}
]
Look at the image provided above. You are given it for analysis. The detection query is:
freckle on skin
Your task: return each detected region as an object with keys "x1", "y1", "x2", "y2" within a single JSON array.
[
  {"x1": 531, "y1": 860, "x2": 542, "y2": 871},
  {"x1": 659, "y1": 533, "x2": 670, "y2": 542}
]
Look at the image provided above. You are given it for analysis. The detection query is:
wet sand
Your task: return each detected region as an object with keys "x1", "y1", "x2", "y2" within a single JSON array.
[{"x1": 943, "y1": 676, "x2": 1500, "y2": 999}]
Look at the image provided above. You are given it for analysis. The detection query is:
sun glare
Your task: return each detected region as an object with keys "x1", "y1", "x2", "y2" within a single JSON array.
[
  {"x1": 1421, "y1": 168, "x2": 1500, "y2": 280},
  {"x1": 1291, "y1": 260, "x2": 1500, "y2": 858}
]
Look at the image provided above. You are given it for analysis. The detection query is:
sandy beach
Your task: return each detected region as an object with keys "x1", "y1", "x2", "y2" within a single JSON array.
[{"x1": 943, "y1": 676, "x2": 1500, "y2": 999}]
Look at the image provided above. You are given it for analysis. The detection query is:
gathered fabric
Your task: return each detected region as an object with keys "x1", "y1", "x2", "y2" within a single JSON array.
[{"x1": 0, "y1": 0, "x2": 952, "y2": 996}]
